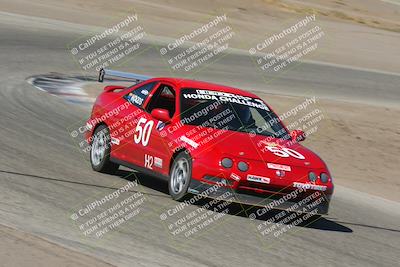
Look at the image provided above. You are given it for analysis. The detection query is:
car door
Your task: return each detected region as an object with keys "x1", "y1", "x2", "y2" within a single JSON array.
[
  {"x1": 139, "y1": 82, "x2": 177, "y2": 176},
  {"x1": 110, "y1": 81, "x2": 158, "y2": 166}
]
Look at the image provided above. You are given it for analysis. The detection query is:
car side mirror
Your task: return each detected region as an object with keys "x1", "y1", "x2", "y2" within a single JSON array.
[
  {"x1": 151, "y1": 108, "x2": 171, "y2": 123},
  {"x1": 290, "y1": 129, "x2": 306, "y2": 142}
]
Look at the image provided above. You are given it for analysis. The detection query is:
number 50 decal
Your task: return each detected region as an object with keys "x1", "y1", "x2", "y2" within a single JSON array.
[
  {"x1": 266, "y1": 146, "x2": 305, "y2": 160},
  {"x1": 134, "y1": 118, "x2": 154, "y2": 146}
]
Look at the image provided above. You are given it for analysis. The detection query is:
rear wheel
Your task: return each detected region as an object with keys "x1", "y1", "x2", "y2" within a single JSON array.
[
  {"x1": 169, "y1": 152, "x2": 192, "y2": 201},
  {"x1": 90, "y1": 124, "x2": 119, "y2": 174}
]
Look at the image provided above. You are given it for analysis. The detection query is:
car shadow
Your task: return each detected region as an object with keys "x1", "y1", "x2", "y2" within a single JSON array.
[
  {"x1": 117, "y1": 169, "x2": 353, "y2": 233},
  {"x1": 193, "y1": 198, "x2": 353, "y2": 233},
  {"x1": 116, "y1": 168, "x2": 169, "y2": 195},
  {"x1": 10, "y1": 169, "x2": 400, "y2": 235},
  {"x1": 304, "y1": 217, "x2": 353, "y2": 232}
]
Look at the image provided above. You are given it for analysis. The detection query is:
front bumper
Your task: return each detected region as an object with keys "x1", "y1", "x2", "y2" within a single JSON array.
[{"x1": 188, "y1": 179, "x2": 331, "y2": 215}]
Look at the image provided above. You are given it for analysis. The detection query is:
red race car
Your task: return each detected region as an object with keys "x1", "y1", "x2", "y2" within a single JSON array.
[{"x1": 86, "y1": 69, "x2": 333, "y2": 215}]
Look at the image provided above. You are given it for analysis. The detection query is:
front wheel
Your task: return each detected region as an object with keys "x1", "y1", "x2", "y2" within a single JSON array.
[
  {"x1": 169, "y1": 152, "x2": 192, "y2": 201},
  {"x1": 90, "y1": 124, "x2": 119, "y2": 174}
]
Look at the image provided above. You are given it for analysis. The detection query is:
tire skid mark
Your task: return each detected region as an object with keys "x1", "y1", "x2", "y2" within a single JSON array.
[
  {"x1": 26, "y1": 73, "x2": 136, "y2": 105},
  {"x1": 26, "y1": 73, "x2": 97, "y2": 105}
]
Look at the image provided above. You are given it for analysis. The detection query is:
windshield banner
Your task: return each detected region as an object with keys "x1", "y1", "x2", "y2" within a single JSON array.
[{"x1": 183, "y1": 89, "x2": 270, "y2": 111}]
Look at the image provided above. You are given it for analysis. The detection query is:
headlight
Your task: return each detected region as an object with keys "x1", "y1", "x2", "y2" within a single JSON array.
[
  {"x1": 221, "y1": 158, "x2": 233, "y2": 168},
  {"x1": 308, "y1": 172, "x2": 317, "y2": 182},
  {"x1": 238, "y1": 161, "x2": 249, "y2": 172},
  {"x1": 320, "y1": 173, "x2": 329, "y2": 183}
]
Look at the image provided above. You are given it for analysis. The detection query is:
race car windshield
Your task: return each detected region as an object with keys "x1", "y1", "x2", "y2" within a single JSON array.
[{"x1": 180, "y1": 88, "x2": 290, "y2": 139}]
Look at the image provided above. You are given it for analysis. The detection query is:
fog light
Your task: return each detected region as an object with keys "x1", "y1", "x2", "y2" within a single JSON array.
[
  {"x1": 320, "y1": 173, "x2": 329, "y2": 183},
  {"x1": 238, "y1": 161, "x2": 249, "y2": 172},
  {"x1": 308, "y1": 172, "x2": 317, "y2": 182},
  {"x1": 221, "y1": 158, "x2": 233, "y2": 168}
]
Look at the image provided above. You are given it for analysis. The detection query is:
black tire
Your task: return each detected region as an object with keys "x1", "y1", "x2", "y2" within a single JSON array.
[
  {"x1": 169, "y1": 151, "x2": 192, "y2": 201},
  {"x1": 90, "y1": 124, "x2": 119, "y2": 174}
]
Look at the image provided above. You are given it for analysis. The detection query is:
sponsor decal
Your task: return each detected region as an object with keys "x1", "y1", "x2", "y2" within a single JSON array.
[
  {"x1": 144, "y1": 154, "x2": 154, "y2": 169},
  {"x1": 188, "y1": 188, "x2": 199, "y2": 194},
  {"x1": 293, "y1": 182, "x2": 326, "y2": 191},
  {"x1": 267, "y1": 163, "x2": 291, "y2": 171},
  {"x1": 154, "y1": 157, "x2": 163, "y2": 168},
  {"x1": 275, "y1": 170, "x2": 285, "y2": 178},
  {"x1": 141, "y1": 89, "x2": 149, "y2": 95},
  {"x1": 247, "y1": 174, "x2": 270, "y2": 184},
  {"x1": 127, "y1": 93, "x2": 144, "y2": 106},
  {"x1": 180, "y1": 135, "x2": 199, "y2": 148},
  {"x1": 156, "y1": 121, "x2": 165, "y2": 131},
  {"x1": 230, "y1": 173, "x2": 241, "y2": 182},
  {"x1": 182, "y1": 89, "x2": 270, "y2": 111},
  {"x1": 111, "y1": 137, "x2": 120, "y2": 145}
]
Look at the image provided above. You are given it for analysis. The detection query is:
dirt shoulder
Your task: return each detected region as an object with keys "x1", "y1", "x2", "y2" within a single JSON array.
[{"x1": 1, "y1": 0, "x2": 400, "y2": 73}]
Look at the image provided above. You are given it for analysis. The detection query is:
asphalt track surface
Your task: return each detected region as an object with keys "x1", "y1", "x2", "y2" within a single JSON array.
[{"x1": 1, "y1": 12, "x2": 400, "y2": 267}]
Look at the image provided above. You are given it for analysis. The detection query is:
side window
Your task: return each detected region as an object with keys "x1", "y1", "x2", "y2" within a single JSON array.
[
  {"x1": 250, "y1": 108, "x2": 284, "y2": 137},
  {"x1": 146, "y1": 84, "x2": 176, "y2": 117},
  {"x1": 250, "y1": 108, "x2": 265, "y2": 128},
  {"x1": 124, "y1": 82, "x2": 156, "y2": 108}
]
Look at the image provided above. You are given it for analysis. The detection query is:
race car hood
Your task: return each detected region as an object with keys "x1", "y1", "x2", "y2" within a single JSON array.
[{"x1": 174, "y1": 125, "x2": 326, "y2": 169}]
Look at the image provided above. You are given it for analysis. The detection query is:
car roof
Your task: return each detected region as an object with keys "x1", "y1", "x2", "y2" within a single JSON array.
[{"x1": 150, "y1": 77, "x2": 260, "y2": 99}]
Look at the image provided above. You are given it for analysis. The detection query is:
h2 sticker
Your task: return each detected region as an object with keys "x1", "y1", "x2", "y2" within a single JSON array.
[
  {"x1": 145, "y1": 154, "x2": 154, "y2": 169},
  {"x1": 134, "y1": 118, "x2": 154, "y2": 146}
]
